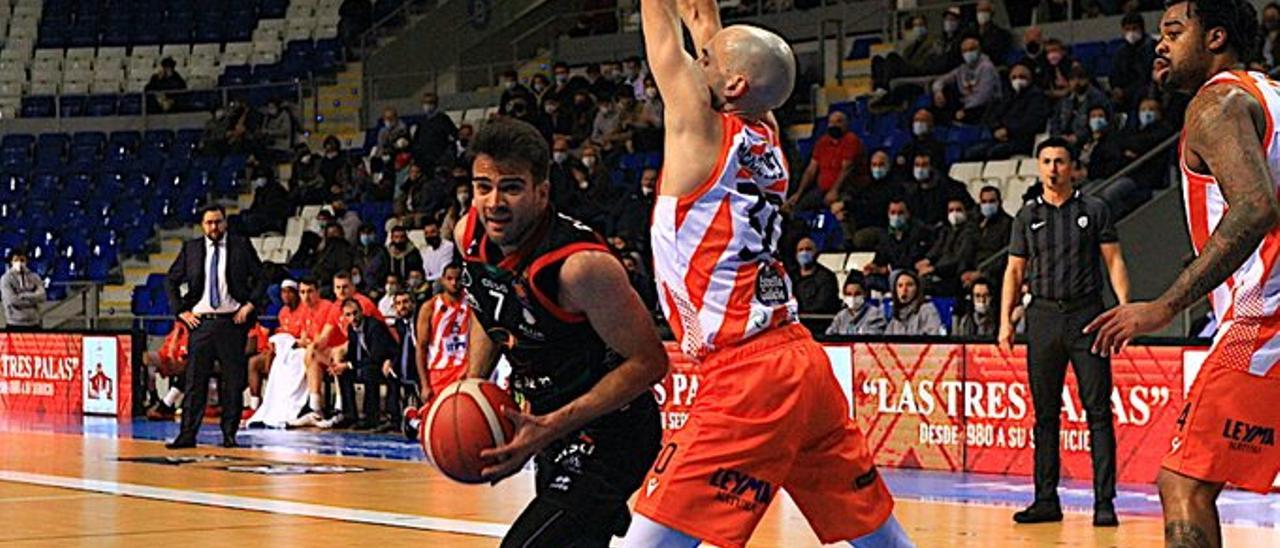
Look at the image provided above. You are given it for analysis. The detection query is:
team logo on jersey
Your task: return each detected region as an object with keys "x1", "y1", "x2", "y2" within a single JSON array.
[
  {"x1": 735, "y1": 138, "x2": 785, "y2": 182},
  {"x1": 708, "y1": 467, "x2": 774, "y2": 512},
  {"x1": 754, "y1": 263, "x2": 789, "y2": 306},
  {"x1": 1078, "y1": 216, "x2": 1089, "y2": 229}
]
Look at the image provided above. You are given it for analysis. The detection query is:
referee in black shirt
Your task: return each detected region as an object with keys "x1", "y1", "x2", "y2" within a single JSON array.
[{"x1": 999, "y1": 138, "x2": 1130, "y2": 528}]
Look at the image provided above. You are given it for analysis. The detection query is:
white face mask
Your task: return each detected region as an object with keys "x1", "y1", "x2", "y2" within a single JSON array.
[
  {"x1": 943, "y1": 19, "x2": 959, "y2": 34},
  {"x1": 948, "y1": 211, "x2": 967, "y2": 226},
  {"x1": 912, "y1": 121, "x2": 930, "y2": 137},
  {"x1": 553, "y1": 151, "x2": 568, "y2": 164},
  {"x1": 644, "y1": 88, "x2": 658, "y2": 100},
  {"x1": 1010, "y1": 78, "x2": 1031, "y2": 92},
  {"x1": 913, "y1": 167, "x2": 931, "y2": 182},
  {"x1": 1124, "y1": 30, "x2": 1142, "y2": 45},
  {"x1": 976, "y1": 11, "x2": 992, "y2": 25},
  {"x1": 962, "y1": 51, "x2": 979, "y2": 65},
  {"x1": 974, "y1": 302, "x2": 990, "y2": 315},
  {"x1": 843, "y1": 295, "x2": 864, "y2": 310},
  {"x1": 582, "y1": 156, "x2": 597, "y2": 169}
]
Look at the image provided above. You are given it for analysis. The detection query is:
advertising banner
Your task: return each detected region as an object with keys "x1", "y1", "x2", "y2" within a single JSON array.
[{"x1": 0, "y1": 332, "x2": 132, "y2": 417}]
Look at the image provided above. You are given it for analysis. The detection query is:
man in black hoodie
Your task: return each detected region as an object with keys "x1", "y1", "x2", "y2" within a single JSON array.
[{"x1": 968, "y1": 62, "x2": 1053, "y2": 160}]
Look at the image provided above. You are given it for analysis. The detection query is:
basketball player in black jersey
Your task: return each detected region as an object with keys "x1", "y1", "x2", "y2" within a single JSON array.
[{"x1": 455, "y1": 118, "x2": 668, "y2": 547}]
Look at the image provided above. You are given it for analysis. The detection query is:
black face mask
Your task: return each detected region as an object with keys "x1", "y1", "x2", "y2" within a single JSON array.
[
  {"x1": 827, "y1": 126, "x2": 845, "y2": 139},
  {"x1": 426, "y1": 235, "x2": 442, "y2": 247},
  {"x1": 392, "y1": 241, "x2": 407, "y2": 251},
  {"x1": 1025, "y1": 41, "x2": 1041, "y2": 56}
]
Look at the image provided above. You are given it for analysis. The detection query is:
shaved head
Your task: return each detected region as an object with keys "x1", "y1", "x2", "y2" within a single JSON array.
[{"x1": 700, "y1": 25, "x2": 796, "y2": 114}]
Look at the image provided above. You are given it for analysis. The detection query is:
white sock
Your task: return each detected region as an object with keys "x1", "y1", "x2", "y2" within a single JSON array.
[
  {"x1": 620, "y1": 515, "x2": 700, "y2": 548},
  {"x1": 309, "y1": 392, "x2": 322, "y2": 413},
  {"x1": 249, "y1": 396, "x2": 261, "y2": 409},
  {"x1": 849, "y1": 514, "x2": 913, "y2": 548},
  {"x1": 162, "y1": 387, "x2": 182, "y2": 407}
]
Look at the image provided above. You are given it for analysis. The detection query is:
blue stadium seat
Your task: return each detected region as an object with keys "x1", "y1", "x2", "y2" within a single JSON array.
[
  {"x1": 86, "y1": 95, "x2": 119, "y2": 117},
  {"x1": 118, "y1": 94, "x2": 143, "y2": 115}
]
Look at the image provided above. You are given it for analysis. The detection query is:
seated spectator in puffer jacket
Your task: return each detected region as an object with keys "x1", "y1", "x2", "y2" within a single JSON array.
[
  {"x1": 885, "y1": 270, "x2": 944, "y2": 336},
  {"x1": 825, "y1": 274, "x2": 887, "y2": 336}
]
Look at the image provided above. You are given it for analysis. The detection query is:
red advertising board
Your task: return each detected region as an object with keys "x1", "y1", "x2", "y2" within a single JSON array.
[{"x1": 0, "y1": 332, "x2": 133, "y2": 417}]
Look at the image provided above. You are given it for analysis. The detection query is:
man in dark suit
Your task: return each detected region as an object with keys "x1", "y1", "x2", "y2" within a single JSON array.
[
  {"x1": 165, "y1": 205, "x2": 266, "y2": 449},
  {"x1": 337, "y1": 297, "x2": 398, "y2": 430},
  {"x1": 388, "y1": 291, "x2": 419, "y2": 419}
]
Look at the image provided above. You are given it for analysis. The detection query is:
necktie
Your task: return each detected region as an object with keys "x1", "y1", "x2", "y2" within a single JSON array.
[
  {"x1": 401, "y1": 321, "x2": 412, "y2": 376},
  {"x1": 208, "y1": 240, "x2": 221, "y2": 309}
]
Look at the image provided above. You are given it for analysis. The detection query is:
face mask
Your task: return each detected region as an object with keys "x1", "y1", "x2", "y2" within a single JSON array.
[
  {"x1": 948, "y1": 211, "x2": 967, "y2": 226},
  {"x1": 408, "y1": 277, "x2": 424, "y2": 288},
  {"x1": 386, "y1": 284, "x2": 399, "y2": 294},
  {"x1": 352, "y1": 274, "x2": 362, "y2": 285},
  {"x1": 912, "y1": 121, "x2": 930, "y2": 137},
  {"x1": 976, "y1": 11, "x2": 991, "y2": 24},
  {"x1": 324, "y1": 150, "x2": 338, "y2": 159},
  {"x1": 1138, "y1": 110, "x2": 1157, "y2": 128},
  {"x1": 555, "y1": 74, "x2": 568, "y2": 85},
  {"x1": 395, "y1": 137, "x2": 410, "y2": 149},
  {"x1": 360, "y1": 234, "x2": 375, "y2": 246},
  {"x1": 1124, "y1": 31, "x2": 1142, "y2": 45},
  {"x1": 827, "y1": 126, "x2": 844, "y2": 139},
  {"x1": 553, "y1": 151, "x2": 568, "y2": 164},
  {"x1": 502, "y1": 80, "x2": 516, "y2": 90},
  {"x1": 943, "y1": 19, "x2": 959, "y2": 34},
  {"x1": 457, "y1": 193, "x2": 471, "y2": 205},
  {"x1": 582, "y1": 156, "x2": 597, "y2": 169},
  {"x1": 252, "y1": 177, "x2": 268, "y2": 188},
  {"x1": 10, "y1": 261, "x2": 24, "y2": 272},
  {"x1": 962, "y1": 51, "x2": 979, "y2": 65},
  {"x1": 426, "y1": 235, "x2": 442, "y2": 247},
  {"x1": 911, "y1": 26, "x2": 927, "y2": 40},
  {"x1": 913, "y1": 167, "x2": 931, "y2": 182},
  {"x1": 980, "y1": 202, "x2": 999, "y2": 218},
  {"x1": 422, "y1": 103, "x2": 437, "y2": 114},
  {"x1": 1046, "y1": 51, "x2": 1064, "y2": 65},
  {"x1": 641, "y1": 186, "x2": 654, "y2": 197},
  {"x1": 1010, "y1": 77, "x2": 1030, "y2": 92},
  {"x1": 544, "y1": 103, "x2": 558, "y2": 115},
  {"x1": 844, "y1": 295, "x2": 865, "y2": 310},
  {"x1": 300, "y1": 155, "x2": 312, "y2": 165},
  {"x1": 889, "y1": 214, "x2": 907, "y2": 230},
  {"x1": 532, "y1": 82, "x2": 546, "y2": 93},
  {"x1": 796, "y1": 250, "x2": 815, "y2": 266},
  {"x1": 644, "y1": 88, "x2": 658, "y2": 100},
  {"x1": 974, "y1": 302, "x2": 990, "y2": 315},
  {"x1": 871, "y1": 166, "x2": 889, "y2": 180},
  {"x1": 1089, "y1": 117, "x2": 1108, "y2": 132}
]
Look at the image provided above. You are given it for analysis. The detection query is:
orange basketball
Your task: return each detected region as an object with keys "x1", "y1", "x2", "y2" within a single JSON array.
[{"x1": 421, "y1": 378, "x2": 518, "y2": 484}]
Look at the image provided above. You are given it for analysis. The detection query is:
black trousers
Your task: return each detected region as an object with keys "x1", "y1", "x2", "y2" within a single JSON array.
[
  {"x1": 335, "y1": 363, "x2": 399, "y2": 422},
  {"x1": 178, "y1": 316, "x2": 249, "y2": 441},
  {"x1": 1025, "y1": 299, "x2": 1117, "y2": 505}
]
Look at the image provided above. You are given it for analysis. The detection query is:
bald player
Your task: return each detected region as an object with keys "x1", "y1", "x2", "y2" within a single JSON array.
[{"x1": 625, "y1": 1, "x2": 910, "y2": 547}]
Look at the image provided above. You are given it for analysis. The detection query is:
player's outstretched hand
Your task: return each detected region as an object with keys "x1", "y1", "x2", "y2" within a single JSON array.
[
  {"x1": 479, "y1": 406, "x2": 561, "y2": 485},
  {"x1": 1084, "y1": 301, "x2": 1175, "y2": 357}
]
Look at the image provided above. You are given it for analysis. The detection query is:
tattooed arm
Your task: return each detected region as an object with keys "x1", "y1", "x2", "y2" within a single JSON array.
[{"x1": 1086, "y1": 84, "x2": 1280, "y2": 355}]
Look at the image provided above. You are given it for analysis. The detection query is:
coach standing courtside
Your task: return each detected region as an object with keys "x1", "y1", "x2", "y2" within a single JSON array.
[
  {"x1": 998, "y1": 138, "x2": 1129, "y2": 527},
  {"x1": 165, "y1": 205, "x2": 265, "y2": 449}
]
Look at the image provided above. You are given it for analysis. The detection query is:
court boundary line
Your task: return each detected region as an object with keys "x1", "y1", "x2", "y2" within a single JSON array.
[{"x1": 0, "y1": 470, "x2": 509, "y2": 540}]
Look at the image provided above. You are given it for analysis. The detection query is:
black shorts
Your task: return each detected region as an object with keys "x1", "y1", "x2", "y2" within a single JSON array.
[{"x1": 502, "y1": 395, "x2": 662, "y2": 548}]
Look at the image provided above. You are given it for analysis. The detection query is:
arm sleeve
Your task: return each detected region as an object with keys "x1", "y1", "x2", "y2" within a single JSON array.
[
  {"x1": 1008, "y1": 209, "x2": 1029, "y2": 258},
  {"x1": 166, "y1": 243, "x2": 190, "y2": 317}
]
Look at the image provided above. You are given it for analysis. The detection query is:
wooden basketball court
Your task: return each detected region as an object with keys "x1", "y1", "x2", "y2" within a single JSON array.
[{"x1": 1, "y1": 428, "x2": 1278, "y2": 546}]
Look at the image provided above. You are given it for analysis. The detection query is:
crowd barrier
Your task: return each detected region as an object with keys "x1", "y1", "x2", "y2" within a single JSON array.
[{"x1": 657, "y1": 338, "x2": 1210, "y2": 484}]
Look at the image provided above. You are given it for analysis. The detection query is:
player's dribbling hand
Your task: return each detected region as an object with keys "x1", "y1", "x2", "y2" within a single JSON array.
[
  {"x1": 479, "y1": 406, "x2": 560, "y2": 485},
  {"x1": 1084, "y1": 301, "x2": 1175, "y2": 357}
]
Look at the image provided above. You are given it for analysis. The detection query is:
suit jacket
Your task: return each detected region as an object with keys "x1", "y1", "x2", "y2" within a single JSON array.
[
  {"x1": 166, "y1": 235, "x2": 266, "y2": 318},
  {"x1": 392, "y1": 316, "x2": 418, "y2": 382},
  {"x1": 346, "y1": 317, "x2": 398, "y2": 373}
]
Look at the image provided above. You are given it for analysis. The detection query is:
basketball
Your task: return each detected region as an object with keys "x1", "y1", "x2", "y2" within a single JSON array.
[{"x1": 421, "y1": 379, "x2": 518, "y2": 484}]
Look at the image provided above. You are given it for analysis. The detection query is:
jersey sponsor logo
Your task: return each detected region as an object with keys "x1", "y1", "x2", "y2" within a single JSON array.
[
  {"x1": 1222, "y1": 419, "x2": 1276, "y2": 453},
  {"x1": 754, "y1": 263, "x2": 789, "y2": 306},
  {"x1": 646, "y1": 476, "x2": 660, "y2": 497},
  {"x1": 708, "y1": 467, "x2": 775, "y2": 512},
  {"x1": 734, "y1": 139, "x2": 786, "y2": 182},
  {"x1": 1030, "y1": 221, "x2": 1047, "y2": 231}
]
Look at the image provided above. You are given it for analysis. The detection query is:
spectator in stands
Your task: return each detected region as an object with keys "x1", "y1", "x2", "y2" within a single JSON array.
[
  {"x1": 550, "y1": 136, "x2": 584, "y2": 206},
  {"x1": 621, "y1": 253, "x2": 659, "y2": 314},
  {"x1": 896, "y1": 109, "x2": 946, "y2": 176},
  {"x1": 906, "y1": 151, "x2": 973, "y2": 228},
  {"x1": 936, "y1": 6, "x2": 968, "y2": 72},
  {"x1": 870, "y1": 16, "x2": 944, "y2": 100},
  {"x1": 974, "y1": 0, "x2": 1012, "y2": 66},
  {"x1": 631, "y1": 76, "x2": 665, "y2": 154},
  {"x1": 201, "y1": 101, "x2": 248, "y2": 155},
  {"x1": 917, "y1": 198, "x2": 978, "y2": 297},
  {"x1": 1080, "y1": 106, "x2": 1125, "y2": 181},
  {"x1": 399, "y1": 164, "x2": 450, "y2": 228},
  {"x1": 441, "y1": 176, "x2": 472, "y2": 239},
  {"x1": 1095, "y1": 98, "x2": 1176, "y2": 215},
  {"x1": 356, "y1": 224, "x2": 389, "y2": 293},
  {"x1": 454, "y1": 123, "x2": 474, "y2": 161},
  {"x1": 835, "y1": 149, "x2": 904, "y2": 250},
  {"x1": 1020, "y1": 26, "x2": 1045, "y2": 65},
  {"x1": 591, "y1": 92, "x2": 624, "y2": 150},
  {"x1": 587, "y1": 63, "x2": 618, "y2": 100},
  {"x1": 963, "y1": 186, "x2": 1014, "y2": 287},
  {"x1": 385, "y1": 225, "x2": 423, "y2": 280},
  {"x1": 1110, "y1": 12, "x2": 1157, "y2": 113},
  {"x1": 233, "y1": 172, "x2": 289, "y2": 236},
  {"x1": 622, "y1": 56, "x2": 646, "y2": 98},
  {"x1": 885, "y1": 270, "x2": 944, "y2": 335},
  {"x1": 1036, "y1": 39, "x2": 1075, "y2": 100},
  {"x1": 931, "y1": 36, "x2": 1002, "y2": 124},
  {"x1": 419, "y1": 220, "x2": 455, "y2": 287},
  {"x1": 967, "y1": 62, "x2": 1052, "y2": 160},
  {"x1": 312, "y1": 222, "x2": 357, "y2": 291},
  {"x1": 563, "y1": 156, "x2": 623, "y2": 231},
  {"x1": 1050, "y1": 64, "x2": 1111, "y2": 145},
  {"x1": 376, "y1": 108, "x2": 409, "y2": 153},
  {"x1": 338, "y1": 0, "x2": 372, "y2": 53},
  {"x1": 318, "y1": 136, "x2": 354, "y2": 189},
  {"x1": 612, "y1": 167, "x2": 658, "y2": 249},
  {"x1": 377, "y1": 273, "x2": 400, "y2": 320},
  {"x1": 498, "y1": 69, "x2": 535, "y2": 117},
  {"x1": 411, "y1": 92, "x2": 458, "y2": 173},
  {"x1": 793, "y1": 237, "x2": 840, "y2": 314},
  {"x1": 826, "y1": 274, "x2": 887, "y2": 336},
  {"x1": 549, "y1": 62, "x2": 580, "y2": 105},
  {"x1": 1259, "y1": 3, "x2": 1280, "y2": 73},
  {"x1": 145, "y1": 57, "x2": 187, "y2": 113},
  {"x1": 405, "y1": 268, "x2": 431, "y2": 306},
  {"x1": 569, "y1": 90, "x2": 598, "y2": 146},
  {"x1": 337, "y1": 297, "x2": 398, "y2": 430},
  {"x1": 864, "y1": 199, "x2": 933, "y2": 291},
  {"x1": 329, "y1": 200, "x2": 361, "y2": 246},
  {"x1": 788, "y1": 110, "x2": 864, "y2": 212},
  {"x1": 538, "y1": 95, "x2": 575, "y2": 143},
  {"x1": 259, "y1": 98, "x2": 295, "y2": 163},
  {"x1": 1, "y1": 248, "x2": 44, "y2": 330},
  {"x1": 530, "y1": 73, "x2": 552, "y2": 104},
  {"x1": 953, "y1": 277, "x2": 997, "y2": 337}
]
